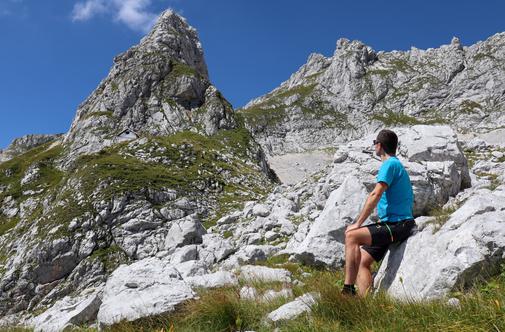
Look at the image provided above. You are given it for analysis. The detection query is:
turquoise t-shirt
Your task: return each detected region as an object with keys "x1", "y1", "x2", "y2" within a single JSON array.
[{"x1": 376, "y1": 156, "x2": 414, "y2": 222}]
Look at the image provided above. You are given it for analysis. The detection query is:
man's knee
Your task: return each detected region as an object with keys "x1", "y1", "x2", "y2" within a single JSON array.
[
  {"x1": 345, "y1": 231, "x2": 357, "y2": 245},
  {"x1": 345, "y1": 229, "x2": 371, "y2": 246}
]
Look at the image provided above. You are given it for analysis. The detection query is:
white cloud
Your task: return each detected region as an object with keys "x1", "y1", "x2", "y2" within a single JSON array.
[
  {"x1": 72, "y1": 0, "x2": 108, "y2": 21},
  {"x1": 113, "y1": 0, "x2": 157, "y2": 32},
  {"x1": 71, "y1": 0, "x2": 160, "y2": 32}
]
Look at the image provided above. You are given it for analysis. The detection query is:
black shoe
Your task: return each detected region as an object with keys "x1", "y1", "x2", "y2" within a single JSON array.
[{"x1": 341, "y1": 284, "x2": 357, "y2": 296}]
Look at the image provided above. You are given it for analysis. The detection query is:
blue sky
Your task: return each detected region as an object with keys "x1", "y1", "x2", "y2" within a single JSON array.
[{"x1": 1, "y1": 0, "x2": 504, "y2": 149}]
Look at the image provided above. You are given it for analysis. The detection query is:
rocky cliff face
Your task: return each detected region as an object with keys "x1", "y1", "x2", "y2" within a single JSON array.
[
  {"x1": 63, "y1": 10, "x2": 236, "y2": 164},
  {"x1": 0, "y1": 10, "x2": 278, "y2": 325},
  {"x1": 239, "y1": 34, "x2": 505, "y2": 156}
]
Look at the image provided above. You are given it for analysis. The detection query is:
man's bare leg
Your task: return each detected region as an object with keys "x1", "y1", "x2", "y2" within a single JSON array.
[
  {"x1": 356, "y1": 248, "x2": 375, "y2": 297},
  {"x1": 344, "y1": 227, "x2": 372, "y2": 286}
]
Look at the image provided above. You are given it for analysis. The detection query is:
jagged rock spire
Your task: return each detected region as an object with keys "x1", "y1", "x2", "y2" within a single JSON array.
[{"x1": 62, "y1": 10, "x2": 235, "y2": 164}]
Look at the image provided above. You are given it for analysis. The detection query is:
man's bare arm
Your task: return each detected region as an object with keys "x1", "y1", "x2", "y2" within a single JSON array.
[{"x1": 346, "y1": 182, "x2": 388, "y2": 232}]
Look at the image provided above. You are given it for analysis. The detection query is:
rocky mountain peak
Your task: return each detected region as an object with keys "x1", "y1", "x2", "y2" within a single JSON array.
[
  {"x1": 62, "y1": 9, "x2": 235, "y2": 164},
  {"x1": 239, "y1": 31, "x2": 505, "y2": 157},
  {"x1": 330, "y1": 38, "x2": 378, "y2": 79},
  {"x1": 334, "y1": 38, "x2": 377, "y2": 61},
  {"x1": 136, "y1": 9, "x2": 208, "y2": 79}
]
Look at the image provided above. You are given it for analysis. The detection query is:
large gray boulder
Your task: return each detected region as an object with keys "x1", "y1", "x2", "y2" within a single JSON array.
[
  {"x1": 286, "y1": 175, "x2": 367, "y2": 267},
  {"x1": 184, "y1": 271, "x2": 238, "y2": 288},
  {"x1": 30, "y1": 287, "x2": 102, "y2": 332},
  {"x1": 97, "y1": 257, "x2": 195, "y2": 325},
  {"x1": 164, "y1": 214, "x2": 206, "y2": 250},
  {"x1": 375, "y1": 187, "x2": 505, "y2": 299},
  {"x1": 238, "y1": 265, "x2": 292, "y2": 283}
]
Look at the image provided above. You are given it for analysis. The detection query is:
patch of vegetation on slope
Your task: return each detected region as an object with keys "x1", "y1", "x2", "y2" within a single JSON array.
[
  {"x1": 103, "y1": 263, "x2": 505, "y2": 332},
  {"x1": 240, "y1": 83, "x2": 349, "y2": 131},
  {"x1": 0, "y1": 142, "x2": 64, "y2": 201}
]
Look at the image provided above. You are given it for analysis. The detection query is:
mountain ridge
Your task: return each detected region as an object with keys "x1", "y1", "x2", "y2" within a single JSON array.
[{"x1": 238, "y1": 31, "x2": 505, "y2": 156}]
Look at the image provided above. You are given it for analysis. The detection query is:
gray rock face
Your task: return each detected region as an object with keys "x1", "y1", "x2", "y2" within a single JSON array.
[
  {"x1": 282, "y1": 125, "x2": 470, "y2": 267},
  {"x1": 238, "y1": 265, "x2": 292, "y2": 283},
  {"x1": 374, "y1": 187, "x2": 505, "y2": 300},
  {"x1": 266, "y1": 292, "x2": 319, "y2": 323},
  {"x1": 62, "y1": 10, "x2": 237, "y2": 164},
  {"x1": 30, "y1": 287, "x2": 102, "y2": 332},
  {"x1": 97, "y1": 257, "x2": 195, "y2": 325},
  {"x1": 240, "y1": 33, "x2": 505, "y2": 156},
  {"x1": 0, "y1": 134, "x2": 63, "y2": 163}
]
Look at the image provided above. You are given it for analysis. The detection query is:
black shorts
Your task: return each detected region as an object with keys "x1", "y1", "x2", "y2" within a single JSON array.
[{"x1": 361, "y1": 219, "x2": 416, "y2": 262}]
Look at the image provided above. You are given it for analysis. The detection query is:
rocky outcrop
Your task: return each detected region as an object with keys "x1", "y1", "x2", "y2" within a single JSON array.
[
  {"x1": 239, "y1": 33, "x2": 505, "y2": 156},
  {"x1": 31, "y1": 287, "x2": 102, "y2": 332},
  {"x1": 282, "y1": 125, "x2": 470, "y2": 267},
  {"x1": 375, "y1": 188, "x2": 505, "y2": 299},
  {"x1": 0, "y1": 134, "x2": 63, "y2": 163},
  {"x1": 97, "y1": 257, "x2": 195, "y2": 325},
  {"x1": 0, "y1": 10, "x2": 277, "y2": 329},
  {"x1": 62, "y1": 10, "x2": 237, "y2": 164}
]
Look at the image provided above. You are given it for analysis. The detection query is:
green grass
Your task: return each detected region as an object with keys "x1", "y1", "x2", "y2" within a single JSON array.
[
  {"x1": 476, "y1": 172, "x2": 501, "y2": 191},
  {"x1": 0, "y1": 142, "x2": 64, "y2": 201},
  {"x1": 169, "y1": 61, "x2": 199, "y2": 78},
  {"x1": 473, "y1": 53, "x2": 495, "y2": 61},
  {"x1": 275, "y1": 84, "x2": 316, "y2": 100},
  {"x1": 89, "y1": 244, "x2": 129, "y2": 272},
  {"x1": 239, "y1": 84, "x2": 319, "y2": 130},
  {"x1": 73, "y1": 129, "x2": 264, "y2": 197},
  {"x1": 0, "y1": 216, "x2": 20, "y2": 236},
  {"x1": 464, "y1": 149, "x2": 478, "y2": 169},
  {"x1": 83, "y1": 110, "x2": 114, "y2": 120},
  {"x1": 459, "y1": 100, "x2": 482, "y2": 114},
  {"x1": 239, "y1": 104, "x2": 288, "y2": 129},
  {"x1": 389, "y1": 59, "x2": 413, "y2": 72},
  {"x1": 427, "y1": 204, "x2": 458, "y2": 233},
  {"x1": 101, "y1": 264, "x2": 505, "y2": 332},
  {"x1": 366, "y1": 68, "x2": 393, "y2": 77}
]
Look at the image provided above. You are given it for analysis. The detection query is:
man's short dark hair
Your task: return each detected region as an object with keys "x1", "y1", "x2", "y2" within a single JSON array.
[{"x1": 376, "y1": 129, "x2": 398, "y2": 155}]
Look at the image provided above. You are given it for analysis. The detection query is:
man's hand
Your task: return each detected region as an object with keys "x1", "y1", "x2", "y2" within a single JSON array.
[
  {"x1": 352, "y1": 182, "x2": 388, "y2": 227},
  {"x1": 345, "y1": 223, "x2": 360, "y2": 234}
]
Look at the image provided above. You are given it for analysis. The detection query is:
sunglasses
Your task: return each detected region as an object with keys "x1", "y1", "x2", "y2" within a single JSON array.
[{"x1": 373, "y1": 139, "x2": 381, "y2": 145}]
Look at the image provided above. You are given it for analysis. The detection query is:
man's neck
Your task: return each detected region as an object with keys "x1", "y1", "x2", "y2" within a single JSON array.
[{"x1": 381, "y1": 153, "x2": 395, "y2": 162}]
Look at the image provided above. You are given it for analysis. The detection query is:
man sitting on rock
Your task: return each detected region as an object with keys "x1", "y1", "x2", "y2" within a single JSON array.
[{"x1": 341, "y1": 129, "x2": 416, "y2": 296}]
